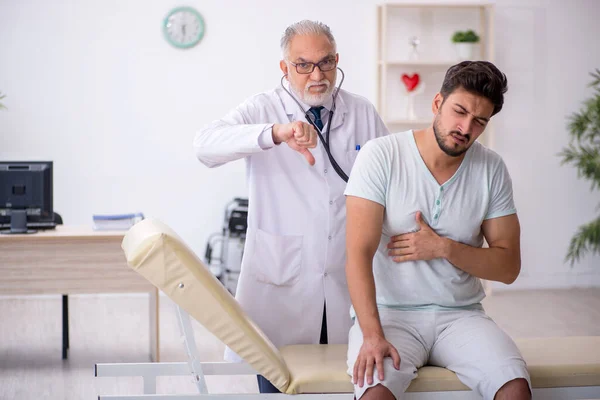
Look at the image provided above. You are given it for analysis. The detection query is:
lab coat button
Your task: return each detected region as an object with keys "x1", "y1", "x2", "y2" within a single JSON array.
[
  {"x1": 328, "y1": 235, "x2": 332, "y2": 240},
  {"x1": 324, "y1": 169, "x2": 328, "y2": 174},
  {"x1": 324, "y1": 272, "x2": 328, "y2": 277}
]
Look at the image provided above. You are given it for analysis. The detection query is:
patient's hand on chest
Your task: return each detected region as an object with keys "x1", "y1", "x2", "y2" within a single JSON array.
[{"x1": 384, "y1": 211, "x2": 446, "y2": 263}]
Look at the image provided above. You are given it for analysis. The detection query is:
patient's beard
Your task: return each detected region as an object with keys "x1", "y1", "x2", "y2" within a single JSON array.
[{"x1": 433, "y1": 115, "x2": 470, "y2": 157}]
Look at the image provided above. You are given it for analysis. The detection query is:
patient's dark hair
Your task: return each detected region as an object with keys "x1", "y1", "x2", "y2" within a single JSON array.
[{"x1": 440, "y1": 61, "x2": 508, "y2": 116}]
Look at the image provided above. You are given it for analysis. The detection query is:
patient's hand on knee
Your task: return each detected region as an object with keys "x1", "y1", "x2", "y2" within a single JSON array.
[{"x1": 353, "y1": 334, "x2": 400, "y2": 387}]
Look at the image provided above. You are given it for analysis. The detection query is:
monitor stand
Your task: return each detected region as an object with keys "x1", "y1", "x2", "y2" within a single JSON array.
[{"x1": 0, "y1": 210, "x2": 37, "y2": 234}]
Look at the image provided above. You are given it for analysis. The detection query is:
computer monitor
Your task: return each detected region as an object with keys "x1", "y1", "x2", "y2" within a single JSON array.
[{"x1": 0, "y1": 161, "x2": 55, "y2": 234}]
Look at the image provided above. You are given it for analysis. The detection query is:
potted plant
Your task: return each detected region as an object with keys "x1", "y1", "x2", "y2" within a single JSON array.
[
  {"x1": 451, "y1": 29, "x2": 480, "y2": 60},
  {"x1": 559, "y1": 68, "x2": 600, "y2": 266},
  {"x1": 0, "y1": 92, "x2": 5, "y2": 110}
]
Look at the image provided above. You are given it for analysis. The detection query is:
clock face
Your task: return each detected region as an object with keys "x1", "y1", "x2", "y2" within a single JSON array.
[{"x1": 163, "y1": 7, "x2": 205, "y2": 49}]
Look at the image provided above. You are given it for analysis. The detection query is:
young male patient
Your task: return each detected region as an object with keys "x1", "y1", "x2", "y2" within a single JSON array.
[{"x1": 344, "y1": 61, "x2": 531, "y2": 400}]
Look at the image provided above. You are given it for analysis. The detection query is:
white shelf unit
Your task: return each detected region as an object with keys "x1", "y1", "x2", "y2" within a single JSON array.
[
  {"x1": 379, "y1": 60, "x2": 457, "y2": 67},
  {"x1": 377, "y1": 2, "x2": 495, "y2": 141}
]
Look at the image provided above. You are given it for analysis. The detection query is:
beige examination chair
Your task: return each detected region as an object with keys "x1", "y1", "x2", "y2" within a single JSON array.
[{"x1": 96, "y1": 218, "x2": 600, "y2": 399}]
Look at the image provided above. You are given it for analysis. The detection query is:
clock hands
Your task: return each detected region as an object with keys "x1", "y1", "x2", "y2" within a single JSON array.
[{"x1": 164, "y1": 7, "x2": 204, "y2": 48}]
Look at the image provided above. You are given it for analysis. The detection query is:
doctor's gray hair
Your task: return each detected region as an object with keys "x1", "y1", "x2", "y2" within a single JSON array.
[{"x1": 280, "y1": 20, "x2": 337, "y2": 58}]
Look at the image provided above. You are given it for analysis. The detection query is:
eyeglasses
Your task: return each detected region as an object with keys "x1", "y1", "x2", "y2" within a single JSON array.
[{"x1": 288, "y1": 58, "x2": 337, "y2": 74}]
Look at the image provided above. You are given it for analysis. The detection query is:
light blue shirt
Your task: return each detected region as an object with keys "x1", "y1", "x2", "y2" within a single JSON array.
[{"x1": 344, "y1": 130, "x2": 516, "y2": 311}]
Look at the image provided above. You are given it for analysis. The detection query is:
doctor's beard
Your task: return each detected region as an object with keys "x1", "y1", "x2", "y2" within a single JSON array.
[{"x1": 292, "y1": 79, "x2": 335, "y2": 107}]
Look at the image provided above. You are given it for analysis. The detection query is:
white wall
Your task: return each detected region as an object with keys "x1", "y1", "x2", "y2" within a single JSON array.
[
  {"x1": 490, "y1": 0, "x2": 600, "y2": 290},
  {"x1": 0, "y1": 0, "x2": 382, "y2": 267},
  {"x1": 1, "y1": 0, "x2": 598, "y2": 290}
]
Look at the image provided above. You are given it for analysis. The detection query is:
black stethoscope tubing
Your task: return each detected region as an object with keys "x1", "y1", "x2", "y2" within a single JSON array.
[{"x1": 280, "y1": 67, "x2": 349, "y2": 182}]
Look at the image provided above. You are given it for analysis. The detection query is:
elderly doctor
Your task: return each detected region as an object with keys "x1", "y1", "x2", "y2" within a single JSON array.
[{"x1": 194, "y1": 20, "x2": 389, "y2": 393}]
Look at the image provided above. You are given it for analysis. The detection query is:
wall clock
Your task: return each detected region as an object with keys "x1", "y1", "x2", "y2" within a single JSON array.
[{"x1": 163, "y1": 6, "x2": 205, "y2": 49}]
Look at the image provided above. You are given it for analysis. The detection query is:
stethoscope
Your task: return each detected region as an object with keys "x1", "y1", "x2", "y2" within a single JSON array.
[{"x1": 280, "y1": 67, "x2": 349, "y2": 182}]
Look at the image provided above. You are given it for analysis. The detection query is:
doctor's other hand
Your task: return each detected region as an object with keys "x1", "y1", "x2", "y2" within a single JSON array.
[
  {"x1": 272, "y1": 122, "x2": 318, "y2": 166},
  {"x1": 352, "y1": 334, "x2": 400, "y2": 388}
]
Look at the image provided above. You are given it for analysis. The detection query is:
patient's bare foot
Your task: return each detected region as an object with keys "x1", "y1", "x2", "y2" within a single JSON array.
[{"x1": 360, "y1": 383, "x2": 395, "y2": 400}]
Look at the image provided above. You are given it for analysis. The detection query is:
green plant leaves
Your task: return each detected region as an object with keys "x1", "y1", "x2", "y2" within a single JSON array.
[
  {"x1": 565, "y1": 217, "x2": 600, "y2": 266},
  {"x1": 451, "y1": 30, "x2": 480, "y2": 43},
  {"x1": 560, "y1": 69, "x2": 600, "y2": 265}
]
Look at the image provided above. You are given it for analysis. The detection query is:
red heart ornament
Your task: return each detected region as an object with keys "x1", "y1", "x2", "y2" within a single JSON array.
[{"x1": 402, "y1": 73, "x2": 420, "y2": 92}]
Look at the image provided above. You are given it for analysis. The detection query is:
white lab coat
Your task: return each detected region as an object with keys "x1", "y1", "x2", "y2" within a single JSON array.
[{"x1": 194, "y1": 82, "x2": 389, "y2": 361}]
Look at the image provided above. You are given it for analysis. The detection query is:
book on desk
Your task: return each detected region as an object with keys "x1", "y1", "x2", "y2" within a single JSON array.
[{"x1": 92, "y1": 212, "x2": 144, "y2": 231}]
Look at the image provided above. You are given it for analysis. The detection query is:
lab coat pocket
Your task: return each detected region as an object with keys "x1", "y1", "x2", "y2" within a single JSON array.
[{"x1": 252, "y1": 228, "x2": 303, "y2": 286}]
